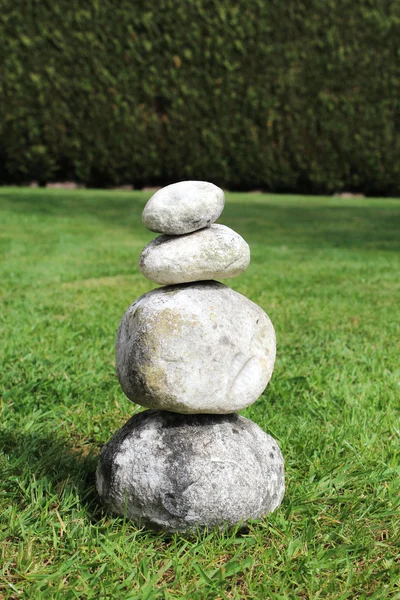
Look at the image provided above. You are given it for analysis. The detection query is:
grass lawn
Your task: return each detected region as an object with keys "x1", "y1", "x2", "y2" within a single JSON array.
[{"x1": 0, "y1": 187, "x2": 399, "y2": 599}]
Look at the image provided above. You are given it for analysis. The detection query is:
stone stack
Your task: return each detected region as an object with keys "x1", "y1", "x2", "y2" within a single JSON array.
[{"x1": 96, "y1": 181, "x2": 285, "y2": 532}]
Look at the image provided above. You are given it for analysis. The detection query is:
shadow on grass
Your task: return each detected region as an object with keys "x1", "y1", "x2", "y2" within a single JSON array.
[
  {"x1": 1, "y1": 428, "x2": 103, "y2": 522},
  {"x1": 1, "y1": 188, "x2": 400, "y2": 251},
  {"x1": 0, "y1": 426, "x2": 256, "y2": 539}
]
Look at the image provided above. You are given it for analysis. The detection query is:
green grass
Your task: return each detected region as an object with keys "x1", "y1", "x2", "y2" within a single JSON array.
[{"x1": 1, "y1": 187, "x2": 399, "y2": 599}]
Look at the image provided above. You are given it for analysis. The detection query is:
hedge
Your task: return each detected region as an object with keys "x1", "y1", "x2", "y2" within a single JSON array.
[{"x1": 0, "y1": 0, "x2": 399, "y2": 194}]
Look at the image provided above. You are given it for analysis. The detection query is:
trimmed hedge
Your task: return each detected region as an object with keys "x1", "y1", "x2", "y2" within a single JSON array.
[{"x1": 0, "y1": 0, "x2": 399, "y2": 193}]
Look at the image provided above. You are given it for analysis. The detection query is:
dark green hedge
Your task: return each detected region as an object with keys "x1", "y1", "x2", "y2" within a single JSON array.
[{"x1": 1, "y1": 0, "x2": 399, "y2": 194}]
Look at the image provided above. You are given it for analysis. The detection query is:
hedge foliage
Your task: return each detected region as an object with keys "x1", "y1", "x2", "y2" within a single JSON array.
[{"x1": 0, "y1": 0, "x2": 399, "y2": 193}]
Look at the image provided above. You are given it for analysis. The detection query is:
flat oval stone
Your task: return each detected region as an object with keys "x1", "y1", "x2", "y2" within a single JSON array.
[
  {"x1": 96, "y1": 410, "x2": 285, "y2": 532},
  {"x1": 142, "y1": 181, "x2": 225, "y2": 235},
  {"x1": 115, "y1": 281, "x2": 276, "y2": 414},
  {"x1": 139, "y1": 225, "x2": 250, "y2": 285}
]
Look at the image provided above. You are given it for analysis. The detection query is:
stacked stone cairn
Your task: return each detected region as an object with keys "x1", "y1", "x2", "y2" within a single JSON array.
[{"x1": 96, "y1": 181, "x2": 285, "y2": 532}]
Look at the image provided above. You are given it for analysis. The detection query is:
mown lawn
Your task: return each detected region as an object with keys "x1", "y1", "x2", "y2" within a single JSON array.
[{"x1": 0, "y1": 187, "x2": 399, "y2": 599}]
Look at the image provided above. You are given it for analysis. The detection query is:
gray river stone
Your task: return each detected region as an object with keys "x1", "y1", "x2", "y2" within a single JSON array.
[
  {"x1": 115, "y1": 281, "x2": 276, "y2": 414},
  {"x1": 96, "y1": 410, "x2": 285, "y2": 532},
  {"x1": 142, "y1": 181, "x2": 225, "y2": 235},
  {"x1": 139, "y1": 224, "x2": 250, "y2": 285}
]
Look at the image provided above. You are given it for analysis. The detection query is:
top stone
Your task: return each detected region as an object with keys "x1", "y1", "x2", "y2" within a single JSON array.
[{"x1": 142, "y1": 181, "x2": 225, "y2": 235}]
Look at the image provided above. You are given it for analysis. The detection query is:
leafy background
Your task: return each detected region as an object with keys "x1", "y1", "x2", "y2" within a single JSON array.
[{"x1": 1, "y1": 0, "x2": 399, "y2": 193}]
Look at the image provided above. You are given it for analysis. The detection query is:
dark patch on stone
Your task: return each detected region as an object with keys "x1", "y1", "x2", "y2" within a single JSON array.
[
  {"x1": 161, "y1": 492, "x2": 189, "y2": 518},
  {"x1": 158, "y1": 411, "x2": 237, "y2": 429}
]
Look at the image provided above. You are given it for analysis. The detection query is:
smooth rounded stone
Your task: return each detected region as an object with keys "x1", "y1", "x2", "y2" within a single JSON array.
[
  {"x1": 138, "y1": 224, "x2": 250, "y2": 285},
  {"x1": 96, "y1": 410, "x2": 285, "y2": 532},
  {"x1": 116, "y1": 281, "x2": 276, "y2": 414},
  {"x1": 142, "y1": 181, "x2": 225, "y2": 235}
]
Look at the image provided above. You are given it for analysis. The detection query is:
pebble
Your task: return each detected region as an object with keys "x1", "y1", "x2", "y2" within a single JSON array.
[
  {"x1": 139, "y1": 224, "x2": 250, "y2": 285},
  {"x1": 142, "y1": 180, "x2": 225, "y2": 235}
]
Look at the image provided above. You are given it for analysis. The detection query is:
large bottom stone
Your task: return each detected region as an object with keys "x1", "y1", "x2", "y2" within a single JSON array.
[{"x1": 96, "y1": 410, "x2": 285, "y2": 532}]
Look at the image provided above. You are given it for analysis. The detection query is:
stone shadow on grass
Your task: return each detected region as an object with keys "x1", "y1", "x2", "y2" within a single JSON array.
[
  {"x1": 0, "y1": 427, "x2": 103, "y2": 522},
  {"x1": 0, "y1": 425, "x2": 276, "y2": 539}
]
